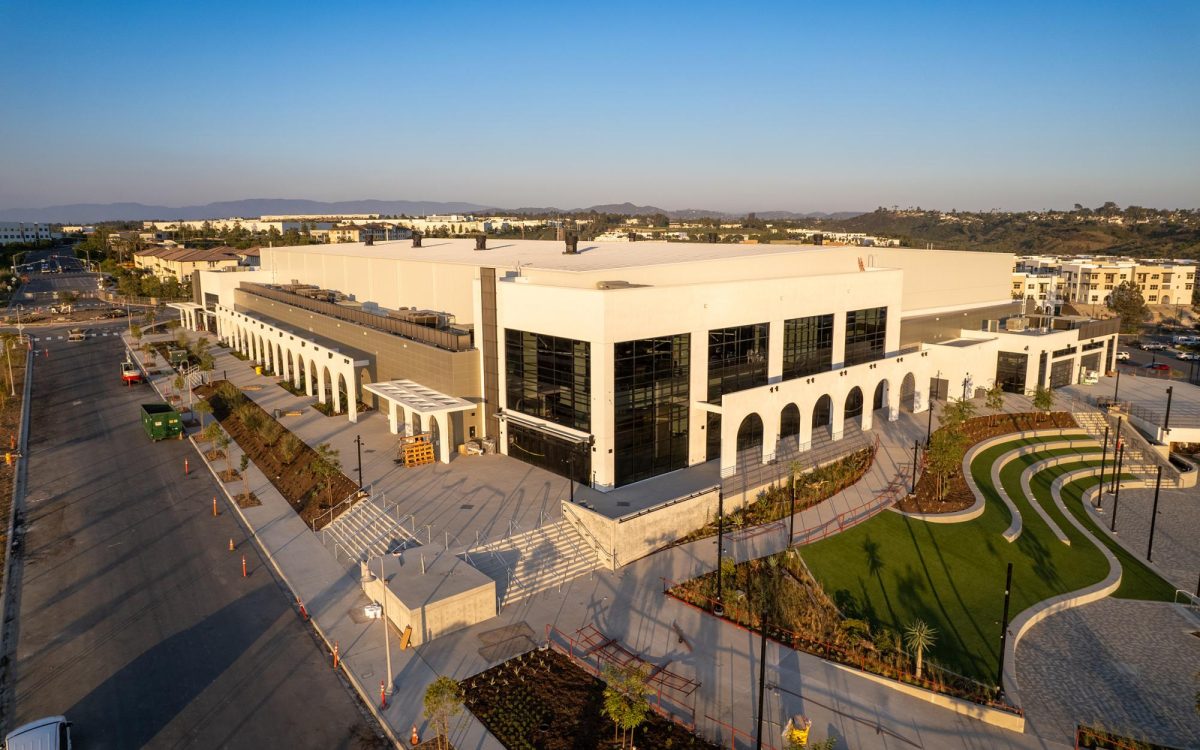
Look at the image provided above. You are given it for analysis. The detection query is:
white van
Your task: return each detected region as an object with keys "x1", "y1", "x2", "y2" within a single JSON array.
[{"x1": 5, "y1": 716, "x2": 72, "y2": 750}]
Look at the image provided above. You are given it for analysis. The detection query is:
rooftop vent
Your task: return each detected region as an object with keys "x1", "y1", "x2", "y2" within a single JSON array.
[
  {"x1": 563, "y1": 232, "x2": 579, "y2": 255},
  {"x1": 707, "y1": 232, "x2": 718, "y2": 244},
  {"x1": 627, "y1": 231, "x2": 638, "y2": 242},
  {"x1": 412, "y1": 231, "x2": 422, "y2": 248},
  {"x1": 364, "y1": 235, "x2": 374, "y2": 246},
  {"x1": 813, "y1": 233, "x2": 824, "y2": 246},
  {"x1": 475, "y1": 235, "x2": 487, "y2": 251}
]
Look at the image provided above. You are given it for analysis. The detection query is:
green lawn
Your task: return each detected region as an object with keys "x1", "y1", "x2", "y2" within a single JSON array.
[{"x1": 798, "y1": 433, "x2": 1171, "y2": 684}]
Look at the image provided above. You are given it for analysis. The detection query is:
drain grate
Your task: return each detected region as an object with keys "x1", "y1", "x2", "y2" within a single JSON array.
[
  {"x1": 616, "y1": 501, "x2": 631, "y2": 507},
  {"x1": 460, "y1": 504, "x2": 475, "y2": 510}
]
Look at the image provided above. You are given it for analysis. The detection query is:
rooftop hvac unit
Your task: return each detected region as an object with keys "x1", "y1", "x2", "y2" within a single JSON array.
[
  {"x1": 412, "y1": 231, "x2": 422, "y2": 248},
  {"x1": 475, "y1": 235, "x2": 487, "y2": 251},
  {"x1": 984, "y1": 319, "x2": 999, "y2": 333},
  {"x1": 563, "y1": 232, "x2": 579, "y2": 254},
  {"x1": 1005, "y1": 317, "x2": 1028, "y2": 332},
  {"x1": 596, "y1": 280, "x2": 635, "y2": 290}
]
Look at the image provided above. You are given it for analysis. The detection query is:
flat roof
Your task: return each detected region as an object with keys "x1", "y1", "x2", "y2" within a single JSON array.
[{"x1": 266, "y1": 237, "x2": 890, "y2": 275}]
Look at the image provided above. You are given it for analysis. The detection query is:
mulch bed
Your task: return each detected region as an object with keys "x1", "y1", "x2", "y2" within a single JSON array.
[
  {"x1": 195, "y1": 380, "x2": 358, "y2": 529},
  {"x1": 462, "y1": 649, "x2": 718, "y2": 750},
  {"x1": 234, "y1": 491, "x2": 261, "y2": 508},
  {"x1": 896, "y1": 411, "x2": 1079, "y2": 514}
]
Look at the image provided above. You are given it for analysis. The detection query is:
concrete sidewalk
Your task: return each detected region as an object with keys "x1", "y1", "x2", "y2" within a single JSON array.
[{"x1": 156, "y1": 330, "x2": 1067, "y2": 749}]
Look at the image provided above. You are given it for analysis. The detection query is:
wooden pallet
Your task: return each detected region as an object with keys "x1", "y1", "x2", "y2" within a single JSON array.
[{"x1": 399, "y1": 433, "x2": 435, "y2": 467}]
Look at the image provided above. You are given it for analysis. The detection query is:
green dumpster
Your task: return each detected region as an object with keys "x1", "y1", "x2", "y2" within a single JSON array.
[{"x1": 140, "y1": 403, "x2": 184, "y2": 441}]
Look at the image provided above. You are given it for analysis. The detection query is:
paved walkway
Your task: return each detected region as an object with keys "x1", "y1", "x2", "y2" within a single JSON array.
[
  {"x1": 151, "y1": 330, "x2": 1101, "y2": 748},
  {"x1": 1089, "y1": 484, "x2": 1200, "y2": 594},
  {"x1": 1016, "y1": 599, "x2": 1200, "y2": 747}
]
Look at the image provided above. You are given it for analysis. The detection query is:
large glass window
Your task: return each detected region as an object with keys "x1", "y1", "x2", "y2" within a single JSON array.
[
  {"x1": 506, "y1": 423, "x2": 590, "y2": 484},
  {"x1": 782, "y1": 314, "x2": 834, "y2": 380},
  {"x1": 707, "y1": 323, "x2": 768, "y2": 402},
  {"x1": 995, "y1": 351, "x2": 1028, "y2": 394},
  {"x1": 844, "y1": 307, "x2": 887, "y2": 366},
  {"x1": 613, "y1": 334, "x2": 690, "y2": 486},
  {"x1": 504, "y1": 329, "x2": 590, "y2": 431}
]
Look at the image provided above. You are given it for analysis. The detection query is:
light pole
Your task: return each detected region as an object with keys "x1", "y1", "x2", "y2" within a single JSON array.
[
  {"x1": 925, "y1": 395, "x2": 935, "y2": 447},
  {"x1": 714, "y1": 489, "x2": 725, "y2": 617},
  {"x1": 1147, "y1": 466, "x2": 1163, "y2": 562},
  {"x1": 1164, "y1": 386, "x2": 1174, "y2": 434},
  {"x1": 995, "y1": 562, "x2": 1013, "y2": 697},
  {"x1": 755, "y1": 583, "x2": 769, "y2": 750},
  {"x1": 787, "y1": 468, "x2": 796, "y2": 544},
  {"x1": 1096, "y1": 424, "x2": 1109, "y2": 507},
  {"x1": 377, "y1": 556, "x2": 394, "y2": 697},
  {"x1": 355, "y1": 434, "x2": 364, "y2": 489},
  {"x1": 1110, "y1": 444, "x2": 1125, "y2": 533},
  {"x1": 1113, "y1": 367, "x2": 1121, "y2": 402}
]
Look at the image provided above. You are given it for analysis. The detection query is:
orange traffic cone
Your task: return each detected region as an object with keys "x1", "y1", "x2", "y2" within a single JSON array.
[{"x1": 410, "y1": 725, "x2": 419, "y2": 746}]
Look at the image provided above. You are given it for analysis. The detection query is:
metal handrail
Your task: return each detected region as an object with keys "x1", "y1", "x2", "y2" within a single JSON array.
[{"x1": 562, "y1": 503, "x2": 614, "y2": 568}]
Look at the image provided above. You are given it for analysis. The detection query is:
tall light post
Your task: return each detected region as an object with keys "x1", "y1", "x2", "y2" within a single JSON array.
[
  {"x1": 1096, "y1": 424, "x2": 1109, "y2": 507},
  {"x1": 355, "y1": 434, "x2": 364, "y2": 489},
  {"x1": 714, "y1": 489, "x2": 725, "y2": 617},
  {"x1": 1110, "y1": 444, "x2": 1125, "y2": 533},
  {"x1": 377, "y1": 556, "x2": 394, "y2": 697},
  {"x1": 995, "y1": 562, "x2": 1013, "y2": 697},
  {"x1": 1163, "y1": 386, "x2": 1174, "y2": 435},
  {"x1": 1146, "y1": 467, "x2": 1163, "y2": 562}
]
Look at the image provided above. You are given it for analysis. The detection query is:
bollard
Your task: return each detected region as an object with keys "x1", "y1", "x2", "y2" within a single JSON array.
[
  {"x1": 212, "y1": 497, "x2": 218, "y2": 517},
  {"x1": 380, "y1": 680, "x2": 387, "y2": 709},
  {"x1": 332, "y1": 641, "x2": 339, "y2": 669},
  {"x1": 297, "y1": 596, "x2": 309, "y2": 621},
  {"x1": 241, "y1": 554, "x2": 247, "y2": 578},
  {"x1": 410, "y1": 726, "x2": 419, "y2": 746},
  {"x1": 229, "y1": 538, "x2": 235, "y2": 552}
]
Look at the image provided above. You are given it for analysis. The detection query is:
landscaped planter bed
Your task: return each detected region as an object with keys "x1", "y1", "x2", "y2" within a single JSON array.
[
  {"x1": 462, "y1": 649, "x2": 719, "y2": 750},
  {"x1": 897, "y1": 411, "x2": 1078, "y2": 514},
  {"x1": 195, "y1": 380, "x2": 358, "y2": 529}
]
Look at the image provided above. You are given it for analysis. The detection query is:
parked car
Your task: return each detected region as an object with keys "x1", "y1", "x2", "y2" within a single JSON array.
[
  {"x1": 1176, "y1": 351, "x2": 1199, "y2": 361},
  {"x1": 1144, "y1": 362, "x2": 1171, "y2": 371},
  {"x1": 5, "y1": 715, "x2": 72, "y2": 750},
  {"x1": 1115, "y1": 351, "x2": 1131, "y2": 361},
  {"x1": 1140, "y1": 342, "x2": 1169, "y2": 351}
]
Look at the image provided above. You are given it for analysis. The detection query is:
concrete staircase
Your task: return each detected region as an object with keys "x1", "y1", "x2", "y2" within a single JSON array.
[
  {"x1": 321, "y1": 493, "x2": 421, "y2": 562},
  {"x1": 467, "y1": 520, "x2": 600, "y2": 607},
  {"x1": 1072, "y1": 410, "x2": 1170, "y2": 486}
]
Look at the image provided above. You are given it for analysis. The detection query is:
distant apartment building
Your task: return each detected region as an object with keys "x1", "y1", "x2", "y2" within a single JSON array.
[
  {"x1": 0, "y1": 222, "x2": 55, "y2": 245},
  {"x1": 134, "y1": 246, "x2": 242, "y2": 281},
  {"x1": 1014, "y1": 255, "x2": 1196, "y2": 307}
]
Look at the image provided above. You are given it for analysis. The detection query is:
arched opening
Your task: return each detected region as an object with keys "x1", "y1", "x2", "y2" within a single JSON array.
[
  {"x1": 429, "y1": 414, "x2": 441, "y2": 458},
  {"x1": 873, "y1": 380, "x2": 887, "y2": 412},
  {"x1": 844, "y1": 387, "x2": 864, "y2": 427},
  {"x1": 736, "y1": 413, "x2": 764, "y2": 453},
  {"x1": 812, "y1": 395, "x2": 832, "y2": 438},
  {"x1": 779, "y1": 404, "x2": 801, "y2": 451},
  {"x1": 335, "y1": 371, "x2": 349, "y2": 413},
  {"x1": 1161, "y1": 295, "x2": 1170, "y2": 306},
  {"x1": 413, "y1": 413, "x2": 424, "y2": 435},
  {"x1": 900, "y1": 373, "x2": 917, "y2": 412}
]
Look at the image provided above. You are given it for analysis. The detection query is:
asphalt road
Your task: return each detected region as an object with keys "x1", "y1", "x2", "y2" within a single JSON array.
[
  {"x1": 1, "y1": 324, "x2": 386, "y2": 748},
  {"x1": 1114, "y1": 336, "x2": 1200, "y2": 383}
]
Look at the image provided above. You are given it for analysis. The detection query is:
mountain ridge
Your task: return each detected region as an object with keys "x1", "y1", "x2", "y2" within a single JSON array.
[{"x1": 0, "y1": 198, "x2": 863, "y2": 223}]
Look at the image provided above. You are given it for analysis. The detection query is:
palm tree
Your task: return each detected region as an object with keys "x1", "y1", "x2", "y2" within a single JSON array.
[{"x1": 904, "y1": 619, "x2": 938, "y2": 681}]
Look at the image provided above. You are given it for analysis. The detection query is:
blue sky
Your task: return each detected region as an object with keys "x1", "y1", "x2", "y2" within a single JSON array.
[{"x1": 1, "y1": 0, "x2": 1197, "y2": 212}]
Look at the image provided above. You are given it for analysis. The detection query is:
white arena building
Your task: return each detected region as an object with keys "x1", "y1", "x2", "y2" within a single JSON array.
[{"x1": 190, "y1": 236, "x2": 1120, "y2": 493}]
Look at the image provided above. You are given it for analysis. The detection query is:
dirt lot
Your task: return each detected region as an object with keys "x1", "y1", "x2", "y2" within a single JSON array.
[{"x1": 0, "y1": 346, "x2": 28, "y2": 579}]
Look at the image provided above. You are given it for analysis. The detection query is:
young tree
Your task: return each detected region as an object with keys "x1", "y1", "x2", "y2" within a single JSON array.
[
  {"x1": 1109, "y1": 281, "x2": 1149, "y2": 334},
  {"x1": 601, "y1": 663, "x2": 651, "y2": 749},
  {"x1": 215, "y1": 432, "x2": 232, "y2": 479},
  {"x1": 904, "y1": 619, "x2": 938, "y2": 681},
  {"x1": 193, "y1": 399, "x2": 213, "y2": 428},
  {"x1": 926, "y1": 429, "x2": 966, "y2": 502},
  {"x1": 201, "y1": 421, "x2": 222, "y2": 446},
  {"x1": 1031, "y1": 386, "x2": 1055, "y2": 420},
  {"x1": 239, "y1": 454, "x2": 251, "y2": 501},
  {"x1": 985, "y1": 382, "x2": 1006, "y2": 426},
  {"x1": 130, "y1": 323, "x2": 143, "y2": 344},
  {"x1": 422, "y1": 676, "x2": 463, "y2": 750},
  {"x1": 310, "y1": 443, "x2": 342, "y2": 507},
  {"x1": 944, "y1": 396, "x2": 977, "y2": 427}
]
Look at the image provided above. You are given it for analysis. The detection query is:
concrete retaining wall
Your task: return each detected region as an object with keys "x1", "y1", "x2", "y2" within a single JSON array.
[{"x1": 563, "y1": 486, "x2": 721, "y2": 569}]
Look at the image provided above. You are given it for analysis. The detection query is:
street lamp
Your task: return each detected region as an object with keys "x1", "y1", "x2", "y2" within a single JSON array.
[
  {"x1": 375, "y1": 557, "x2": 394, "y2": 697},
  {"x1": 714, "y1": 488, "x2": 725, "y2": 616},
  {"x1": 355, "y1": 434, "x2": 364, "y2": 489}
]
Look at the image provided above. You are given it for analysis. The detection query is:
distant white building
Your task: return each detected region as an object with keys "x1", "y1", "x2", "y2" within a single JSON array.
[{"x1": 0, "y1": 222, "x2": 55, "y2": 245}]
